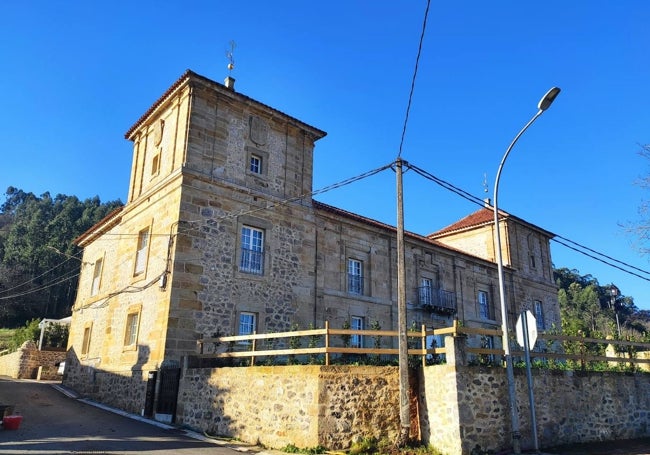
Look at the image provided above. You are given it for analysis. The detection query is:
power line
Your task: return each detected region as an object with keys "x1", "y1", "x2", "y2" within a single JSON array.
[
  {"x1": 0, "y1": 270, "x2": 80, "y2": 301},
  {"x1": 406, "y1": 161, "x2": 650, "y2": 284},
  {"x1": 175, "y1": 162, "x2": 394, "y2": 238},
  {"x1": 0, "y1": 252, "x2": 83, "y2": 297},
  {"x1": 0, "y1": 164, "x2": 394, "y2": 303},
  {"x1": 553, "y1": 234, "x2": 650, "y2": 278},
  {"x1": 3, "y1": 159, "x2": 647, "y2": 304},
  {"x1": 551, "y1": 237, "x2": 650, "y2": 283},
  {"x1": 397, "y1": 0, "x2": 431, "y2": 159}
]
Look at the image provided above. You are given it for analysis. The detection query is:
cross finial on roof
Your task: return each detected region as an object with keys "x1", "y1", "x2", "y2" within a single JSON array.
[{"x1": 226, "y1": 40, "x2": 236, "y2": 74}]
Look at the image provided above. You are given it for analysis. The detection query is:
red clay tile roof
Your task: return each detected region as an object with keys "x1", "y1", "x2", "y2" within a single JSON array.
[
  {"x1": 428, "y1": 207, "x2": 500, "y2": 238},
  {"x1": 428, "y1": 206, "x2": 555, "y2": 239},
  {"x1": 124, "y1": 70, "x2": 327, "y2": 141}
]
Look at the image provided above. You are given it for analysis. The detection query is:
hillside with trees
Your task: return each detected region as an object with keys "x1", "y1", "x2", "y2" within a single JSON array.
[
  {"x1": 0, "y1": 186, "x2": 122, "y2": 327},
  {"x1": 1, "y1": 185, "x2": 649, "y2": 342},
  {"x1": 554, "y1": 267, "x2": 650, "y2": 340}
]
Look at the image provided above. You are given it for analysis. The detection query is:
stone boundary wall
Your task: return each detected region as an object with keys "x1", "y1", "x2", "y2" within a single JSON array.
[
  {"x1": 420, "y1": 364, "x2": 650, "y2": 454},
  {"x1": 63, "y1": 357, "x2": 148, "y2": 415},
  {"x1": 0, "y1": 341, "x2": 66, "y2": 379},
  {"x1": 178, "y1": 365, "x2": 401, "y2": 450},
  {"x1": 177, "y1": 362, "x2": 649, "y2": 455}
]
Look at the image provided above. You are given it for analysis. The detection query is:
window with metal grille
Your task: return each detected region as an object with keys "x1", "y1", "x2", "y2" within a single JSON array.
[
  {"x1": 239, "y1": 312, "x2": 257, "y2": 344},
  {"x1": 240, "y1": 226, "x2": 264, "y2": 274}
]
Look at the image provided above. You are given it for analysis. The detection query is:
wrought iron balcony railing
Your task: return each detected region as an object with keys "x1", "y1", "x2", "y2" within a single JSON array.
[{"x1": 417, "y1": 286, "x2": 457, "y2": 315}]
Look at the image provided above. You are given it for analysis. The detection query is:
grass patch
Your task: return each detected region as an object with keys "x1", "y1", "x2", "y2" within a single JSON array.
[
  {"x1": 0, "y1": 328, "x2": 15, "y2": 352},
  {"x1": 281, "y1": 439, "x2": 444, "y2": 455}
]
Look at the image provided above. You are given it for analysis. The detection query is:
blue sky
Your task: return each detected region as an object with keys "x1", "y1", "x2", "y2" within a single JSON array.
[{"x1": 2, "y1": 2, "x2": 650, "y2": 310}]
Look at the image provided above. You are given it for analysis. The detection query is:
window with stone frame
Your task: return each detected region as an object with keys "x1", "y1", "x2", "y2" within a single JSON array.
[
  {"x1": 478, "y1": 290, "x2": 491, "y2": 320},
  {"x1": 151, "y1": 151, "x2": 161, "y2": 176},
  {"x1": 534, "y1": 300, "x2": 545, "y2": 330},
  {"x1": 420, "y1": 277, "x2": 433, "y2": 306},
  {"x1": 250, "y1": 154, "x2": 262, "y2": 174},
  {"x1": 238, "y1": 312, "x2": 257, "y2": 344},
  {"x1": 350, "y1": 316, "x2": 364, "y2": 348},
  {"x1": 124, "y1": 310, "x2": 140, "y2": 347},
  {"x1": 246, "y1": 147, "x2": 269, "y2": 178},
  {"x1": 240, "y1": 226, "x2": 264, "y2": 275},
  {"x1": 91, "y1": 257, "x2": 103, "y2": 296},
  {"x1": 347, "y1": 258, "x2": 364, "y2": 295},
  {"x1": 81, "y1": 323, "x2": 92, "y2": 356},
  {"x1": 134, "y1": 227, "x2": 150, "y2": 276}
]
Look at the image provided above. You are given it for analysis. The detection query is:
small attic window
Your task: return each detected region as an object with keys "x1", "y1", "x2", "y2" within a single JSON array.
[
  {"x1": 250, "y1": 154, "x2": 262, "y2": 174},
  {"x1": 151, "y1": 152, "x2": 161, "y2": 176}
]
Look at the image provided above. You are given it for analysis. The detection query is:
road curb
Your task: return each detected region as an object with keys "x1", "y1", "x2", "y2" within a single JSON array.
[{"x1": 49, "y1": 383, "x2": 266, "y2": 452}]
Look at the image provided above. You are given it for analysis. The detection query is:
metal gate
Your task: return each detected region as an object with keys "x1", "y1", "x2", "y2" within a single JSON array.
[{"x1": 156, "y1": 367, "x2": 180, "y2": 422}]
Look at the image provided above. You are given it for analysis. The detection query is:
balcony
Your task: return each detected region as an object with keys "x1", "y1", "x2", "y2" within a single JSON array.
[{"x1": 417, "y1": 286, "x2": 457, "y2": 315}]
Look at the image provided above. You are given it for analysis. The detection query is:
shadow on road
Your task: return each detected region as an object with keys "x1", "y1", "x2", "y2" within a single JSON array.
[{"x1": 0, "y1": 377, "x2": 241, "y2": 454}]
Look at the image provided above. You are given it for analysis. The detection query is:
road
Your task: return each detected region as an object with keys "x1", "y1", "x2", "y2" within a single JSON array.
[
  {"x1": 0, "y1": 377, "x2": 262, "y2": 455},
  {"x1": 1, "y1": 376, "x2": 649, "y2": 454}
]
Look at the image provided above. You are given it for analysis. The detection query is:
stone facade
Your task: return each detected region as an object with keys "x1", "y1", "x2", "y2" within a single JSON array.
[{"x1": 64, "y1": 70, "x2": 563, "y2": 448}]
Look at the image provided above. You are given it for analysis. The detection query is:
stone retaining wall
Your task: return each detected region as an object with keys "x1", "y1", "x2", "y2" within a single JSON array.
[
  {"x1": 419, "y1": 364, "x2": 650, "y2": 454},
  {"x1": 0, "y1": 341, "x2": 66, "y2": 379},
  {"x1": 60, "y1": 334, "x2": 650, "y2": 455},
  {"x1": 178, "y1": 365, "x2": 401, "y2": 449},
  {"x1": 176, "y1": 362, "x2": 649, "y2": 455},
  {"x1": 63, "y1": 353, "x2": 148, "y2": 415}
]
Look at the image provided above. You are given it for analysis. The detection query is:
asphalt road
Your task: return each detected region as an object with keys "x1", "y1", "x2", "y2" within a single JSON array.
[
  {"x1": 0, "y1": 377, "x2": 262, "y2": 455},
  {"x1": 1, "y1": 377, "x2": 649, "y2": 455}
]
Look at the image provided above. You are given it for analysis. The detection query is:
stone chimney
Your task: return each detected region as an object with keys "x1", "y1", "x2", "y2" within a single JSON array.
[{"x1": 224, "y1": 76, "x2": 236, "y2": 91}]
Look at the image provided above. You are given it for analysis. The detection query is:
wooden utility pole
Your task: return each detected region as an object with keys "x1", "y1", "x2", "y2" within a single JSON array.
[{"x1": 395, "y1": 158, "x2": 410, "y2": 445}]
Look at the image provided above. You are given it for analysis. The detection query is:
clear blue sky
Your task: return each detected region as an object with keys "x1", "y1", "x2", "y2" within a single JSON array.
[{"x1": 2, "y1": 2, "x2": 650, "y2": 310}]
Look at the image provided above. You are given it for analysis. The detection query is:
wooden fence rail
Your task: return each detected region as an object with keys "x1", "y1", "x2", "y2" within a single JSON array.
[{"x1": 195, "y1": 320, "x2": 650, "y2": 370}]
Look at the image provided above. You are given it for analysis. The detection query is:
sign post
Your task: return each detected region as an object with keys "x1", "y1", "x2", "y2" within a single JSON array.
[{"x1": 516, "y1": 310, "x2": 539, "y2": 452}]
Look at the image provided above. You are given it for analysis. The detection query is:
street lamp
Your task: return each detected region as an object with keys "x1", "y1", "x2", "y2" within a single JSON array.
[
  {"x1": 493, "y1": 86, "x2": 560, "y2": 454},
  {"x1": 610, "y1": 284, "x2": 621, "y2": 338}
]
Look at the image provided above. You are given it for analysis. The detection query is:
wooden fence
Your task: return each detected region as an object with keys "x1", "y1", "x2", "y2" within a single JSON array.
[{"x1": 195, "y1": 321, "x2": 650, "y2": 370}]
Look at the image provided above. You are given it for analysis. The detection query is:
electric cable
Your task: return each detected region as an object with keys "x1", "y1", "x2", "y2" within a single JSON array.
[
  {"x1": 397, "y1": 0, "x2": 431, "y2": 159},
  {"x1": 406, "y1": 161, "x2": 650, "y2": 284},
  {"x1": 0, "y1": 251, "x2": 84, "y2": 296}
]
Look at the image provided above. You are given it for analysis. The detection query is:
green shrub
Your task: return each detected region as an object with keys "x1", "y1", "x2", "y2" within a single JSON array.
[{"x1": 9, "y1": 318, "x2": 41, "y2": 351}]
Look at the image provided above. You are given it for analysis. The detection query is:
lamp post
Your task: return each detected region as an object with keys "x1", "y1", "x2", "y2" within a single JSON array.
[
  {"x1": 493, "y1": 86, "x2": 560, "y2": 454},
  {"x1": 610, "y1": 284, "x2": 621, "y2": 338}
]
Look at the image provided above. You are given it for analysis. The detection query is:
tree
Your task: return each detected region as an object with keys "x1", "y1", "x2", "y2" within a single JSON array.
[
  {"x1": 632, "y1": 144, "x2": 650, "y2": 255},
  {"x1": 0, "y1": 187, "x2": 122, "y2": 327},
  {"x1": 554, "y1": 267, "x2": 646, "y2": 339}
]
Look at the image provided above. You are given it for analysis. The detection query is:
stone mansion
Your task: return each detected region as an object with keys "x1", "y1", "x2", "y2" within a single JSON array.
[{"x1": 63, "y1": 70, "x2": 560, "y2": 412}]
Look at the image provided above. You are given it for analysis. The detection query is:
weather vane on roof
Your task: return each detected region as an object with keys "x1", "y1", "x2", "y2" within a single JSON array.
[{"x1": 226, "y1": 40, "x2": 236, "y2": 74}]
